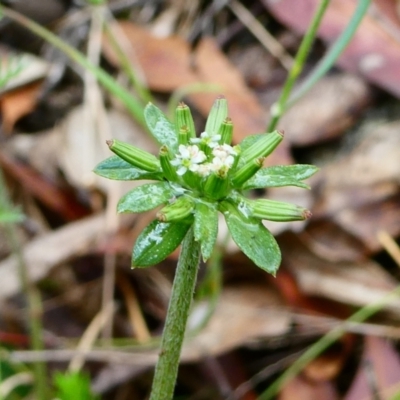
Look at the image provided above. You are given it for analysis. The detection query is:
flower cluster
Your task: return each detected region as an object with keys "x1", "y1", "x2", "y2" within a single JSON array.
[
  {"x1": 94, "y1": 97, "x2": 318, "y2": 275},
  {"x1": 171, "y1": 142, "x2": 237, "y2": 178}
]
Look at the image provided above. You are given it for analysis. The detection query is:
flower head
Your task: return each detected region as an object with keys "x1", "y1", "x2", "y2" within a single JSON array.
[
  {"x1": 171, "y1": 144, "x2": 206, "y2": 175},
  {"x1": 190, "y1": 131, "x2": 221, "y2": 149},
  {"x1": 95, "y1": 97, "x2": 318, "y2": 274}
]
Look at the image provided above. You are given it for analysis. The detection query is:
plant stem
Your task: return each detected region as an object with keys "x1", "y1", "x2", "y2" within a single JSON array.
[
  {"x1": 259, "y1": 285, "x2": 400, "y2": 400},
  {"x1": 0, "y1": 167, "x2": 48, "y2": 400},
  {"x1": 268, "y1": 0, "x2": 330, "y2": 131},
  {"x1": 288, "y1": 0, "x2": 371, "y2": 108},
  {"x1": 149, "y1": 227, "x2": 200, "y2": 400}
]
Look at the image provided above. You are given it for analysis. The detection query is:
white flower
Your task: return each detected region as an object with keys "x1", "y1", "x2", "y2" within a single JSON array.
[
  {"x1": 171, "y1": 145, "x2": 207, "y2": 175},
  {"x1": 212, "y1": 144, "x2": 236, "y2": 160},
  {"x1": 191, "y1": 132, "x2": 221, "y2": 149},
  {"x1": 195, "y1": 163, "x2": 213, "y2": 177},
  {"x1": 210, "y1": 144, "x2": 236, "y2": 173}
]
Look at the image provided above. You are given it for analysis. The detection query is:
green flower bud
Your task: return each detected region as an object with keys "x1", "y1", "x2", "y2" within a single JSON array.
[
  {"x1": 159, "y1": 145, "x2": 179, "y2": 182},
  {"x1": 248, "y1": 198, "x2": 312, "y2": 221},
  {"x1": 178, "y1": 126, "x2": 190, "y2": 146},
  {"x1": 218, "y1": 117, "x2": 233, "y2": 145},
  {"x1": 157, "y1": 196, "x2": 194, "y2": 222},
  {"x1": 175, "y1": 102, "x2": 196, "y2": 139},
  {"x1": 183, "y1": 170, "x2": 202, "y2": 192},
  {"x1": 241, "y1": 130, "x2": 283, "y2": 164},
  {"x1": 228, "y1": 145, "x2": 241, "y2": 174},
  {"x1": 203, "y1": 172, "x2": 230, "y2": 200},
  {"x1": 205, "y1": 95, "x2": 228, "y2": 135},
  {"x1": 106, "y1": 139, "x2": 160, "y2": 172},
  {"x1": 231, "y1": 157, "x2": 264, "y2": 188}
]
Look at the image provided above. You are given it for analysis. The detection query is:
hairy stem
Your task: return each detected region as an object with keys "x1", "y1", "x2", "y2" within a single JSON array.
[{"x1": 149, "y1": 227, "x2": 200, "y2": 400}]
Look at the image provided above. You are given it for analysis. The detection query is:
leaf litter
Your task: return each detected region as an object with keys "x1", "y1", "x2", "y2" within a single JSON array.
[{"x1": 1, "y1": 1, "x2": 400, "y2": 399}]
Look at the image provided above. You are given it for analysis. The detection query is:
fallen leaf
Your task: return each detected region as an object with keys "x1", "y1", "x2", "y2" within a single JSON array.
[
  {"x1": 344, "y1": 336, "x2": 400, "y2": 400},
  {"x1": 280, "y1": 233, "x2": 400, "y2": 314},
  {"x1": 0, "y1": 151, "x2": 90, "y2": 221},
  {"x1": 0, "y1": 213, "x2": 106, "y2": 300},
  {"x1": 183, "y1": 284, "x2": 290, "y2": 361},
  {"x1": 312, "y1": 121, "x2": 400, "y2": 251},
  {"x1": 279, "y1": 375, "x2": 338, "y2": 400},
  {"x1": 0, "y1": 81, "x2": 42, "y2": 133},
  {"x1": 300, "y1": 220, "x2": 368, "y2": 262},
  {"x1": 279, "y1": 73, "x2": 373, "y2": 146}
]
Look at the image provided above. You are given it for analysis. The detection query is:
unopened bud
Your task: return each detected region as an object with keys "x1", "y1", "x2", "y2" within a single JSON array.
[
  {"x1": 205, "y1": 95, "x2": 228, "y2": 135},
  {"x1": 175, "y1": 102, "x2": 196, "y2": 139},
  {"x1": 248, "y1": 199, "x2": 312, "y2": 222},
  {"x1": 107, "y1": 139, "x2": 160, "y2": 172},
  {"x1": 241, "y1": 130, "x2": 283, "y2": 164},
  {"x1": 178, "y1": 126, "x2": 190, "y2": 146},
  {"x1": 159, "y1": 145, "x2": 179, "y2": 181},
  {"x1": 203, "y1": 172, "x2": 230, "y2": 200},
  {"x1": 157, "y1": 196, "x2": 194, "y2": 222},
  {"x1": 218, "y1": 117, "x2": 233, "y2": 145},
  {"x1": 231, "y1": 157, "x2": 264, "y2": 188}
]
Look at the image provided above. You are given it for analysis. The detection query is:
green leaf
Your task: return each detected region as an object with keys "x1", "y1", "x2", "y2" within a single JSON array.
[
  {"x1": 94, "y1": 155, "x2": 163, "y2": 181},
  {"x1": 54, "y1": 371, "x2": 99, "y2": 400},
  {"x1": 117, "y1": 182, "x2": 174, "y2": 213},
  {"x1": 133, "y1": 219, "x2": 192, "y2": 267},
  {"x1": 242, "y1": 164, "x2": 319, "y2": 190},
  {"x1": 144, "y1": 103, "x2": 178, "y2": 150},
  {"x1": 219, "y1": 200, "x2": 281, "y2": 275},
  {"x1": 194, "y1": 201, "x2": 218, "y2": 261}
]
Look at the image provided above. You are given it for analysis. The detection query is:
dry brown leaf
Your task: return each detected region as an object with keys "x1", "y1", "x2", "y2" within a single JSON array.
[
  {"x1": 0, "y1": 213, "x2": 106, "y2": 300},
  {"x1": 59, "y1": 106, "x2": 157, "y2": 190},
  {"x1": 279, "y1": 375, "x2": 338, "y2": 400},
  {"x1": 300, "y1": 220, "x2": 368, "y2": 262},
  {"x1": 0, "y1": 151, "x2": 89, "y2": 221},
  {"x1": 344, "y1": 336, "x2": 400, "y2": 400},
  {"x1": 279, "y1": 73, "x2": 372, "y2": 146},
  {"x1": 0, "y1": 81, "x2": 41, "y2": 133},
  {"x1": 280, "y1": 233, "x2": 400, "y2": 314},
  {"x1": 103, "y1": 22, "x2": 194, "y2": 91},
  {"x1": 312, "y1": 121, "x2": 400, "y2": 251},
  {"x1": 182, "y1": 284, "x2": 290, "y2": 361}
]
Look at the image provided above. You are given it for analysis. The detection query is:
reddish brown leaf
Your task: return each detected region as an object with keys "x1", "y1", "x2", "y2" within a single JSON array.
[
  {"x1": 279, "y1": 375, "x2": 338, "y2": 400},
  {"x1": 0, "y1": 81, "x2": 41, "y2": 133},
  {"x1": 280, "y1": 233, "x2": 399, "y2": 313},
  {"x1": 0, "y1": 152, "x2": 90, "y2": 222},
  {"x1": 344, "y1": 336, "x2": 400, "y2": 400}
]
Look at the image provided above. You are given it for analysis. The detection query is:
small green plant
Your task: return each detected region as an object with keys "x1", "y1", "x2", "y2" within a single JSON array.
[
  {"x1": 53, "y1": 371, "x2": 99, "y2": 400},
  {"x1": 95, "y1": 97, "x2": 317, "y2": 399}
]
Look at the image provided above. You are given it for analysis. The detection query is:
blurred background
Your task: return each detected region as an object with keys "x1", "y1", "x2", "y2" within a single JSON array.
[{"x1": 0, "y1": 0, "x2": 400, "y2": 399}]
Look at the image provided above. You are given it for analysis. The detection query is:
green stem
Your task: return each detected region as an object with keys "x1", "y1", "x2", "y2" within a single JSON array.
[
  {"x1": 268, "y1": 0, "x2": 330, "y2": 131},
  {"x1": 0, "y1": 171, "x2": 47, "y2": 399},
  {"x1": 259, "y1": 285, "x2": 400, "y2": 400},
  {"x1": 0, "y1": 5, "x2": 146, "y2": 128},
  {"x1": 103, "y1": 19, "x2": 153, "y2": 105},
  {"x1": 149, "y1": 227, "x2": 200, "y2": 400},
  {"x1": 288, "y1": 0, "x2": 372, "y2": 108}
]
